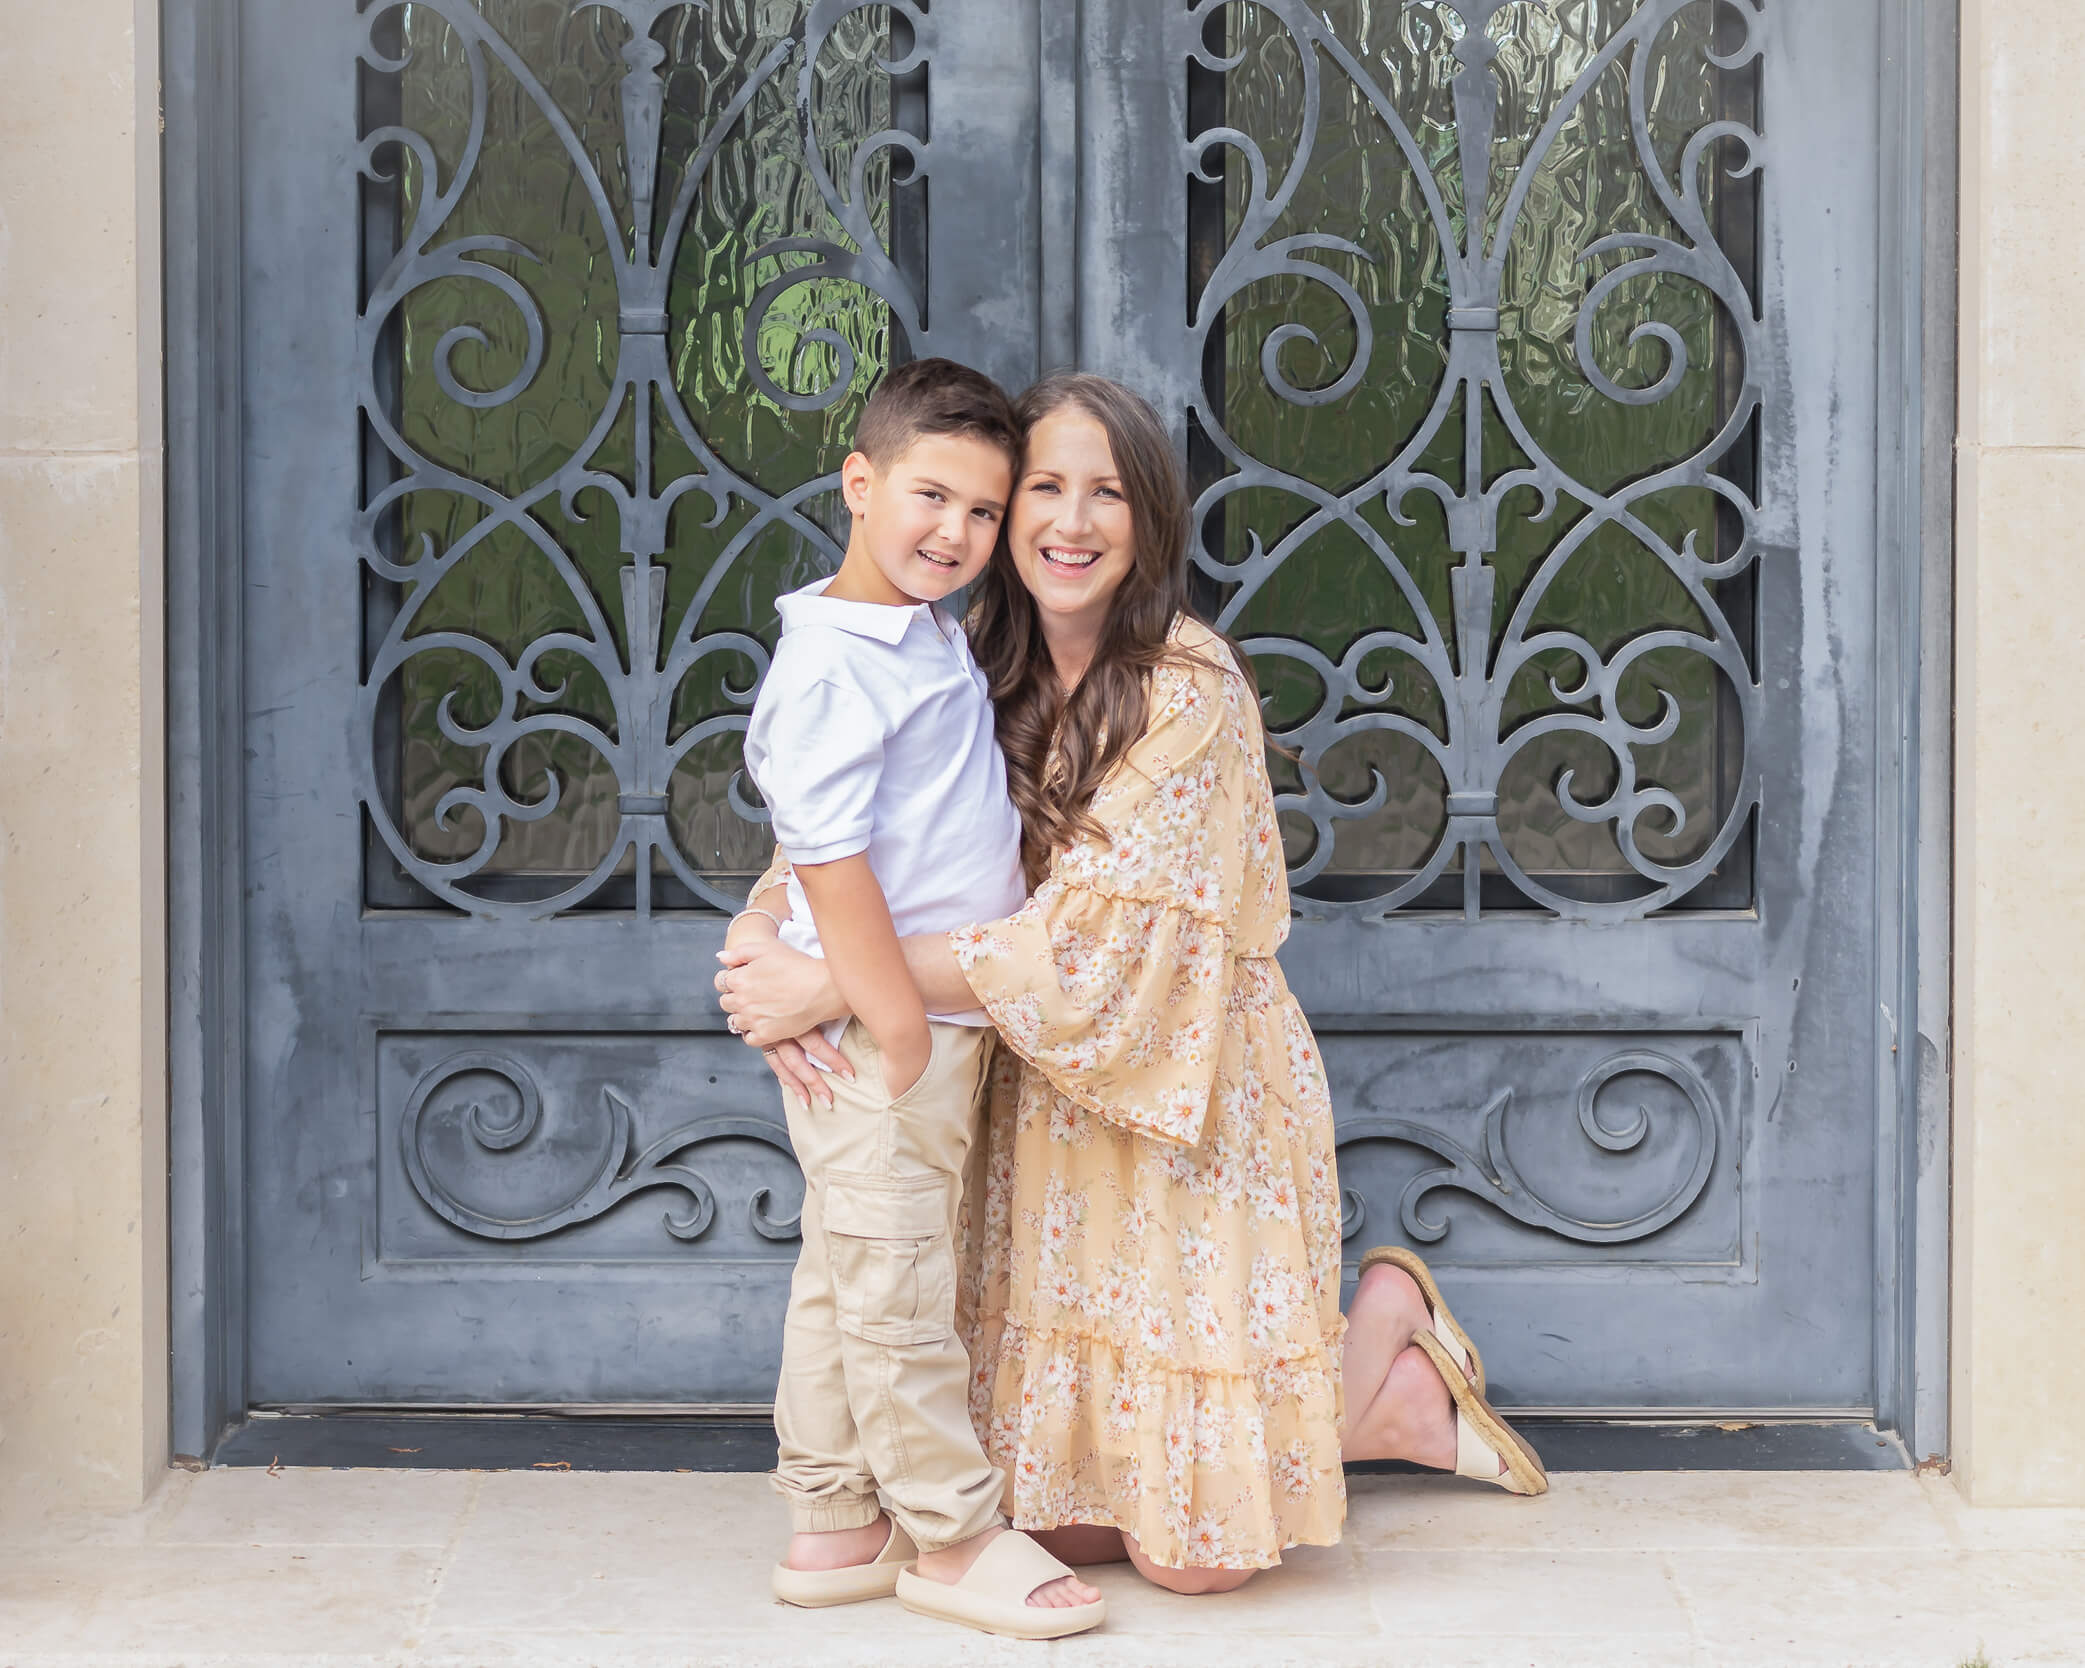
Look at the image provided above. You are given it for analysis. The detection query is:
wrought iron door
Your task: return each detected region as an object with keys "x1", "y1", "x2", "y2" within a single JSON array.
[{"x1": 238, "y1": 0, "x2": 1890, "y2": 1416}]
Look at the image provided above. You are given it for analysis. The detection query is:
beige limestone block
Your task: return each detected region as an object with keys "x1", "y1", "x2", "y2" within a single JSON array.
[
  {"x1": 0, "y1": 3, "x2": 142, "y2": 455},
  {"x1": 1953, "y1": 443, "x2": 2085, "y2": 1505},
  {"x1": 0, "y1": 452, "x2": 150, "y2": 1514},
  {"x1": 1961, "y1": 0, "x2": 2085, "y2": 448}
]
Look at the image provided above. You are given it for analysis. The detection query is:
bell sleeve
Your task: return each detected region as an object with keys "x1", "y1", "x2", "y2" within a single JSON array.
[{"x1": 950, "y1": 649, "x2": 1256, "y2": 1149}]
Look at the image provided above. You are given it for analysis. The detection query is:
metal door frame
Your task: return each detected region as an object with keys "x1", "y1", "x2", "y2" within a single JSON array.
[{"x1": 164, "y1": 0, "x2": 1958, "y2": 1466}]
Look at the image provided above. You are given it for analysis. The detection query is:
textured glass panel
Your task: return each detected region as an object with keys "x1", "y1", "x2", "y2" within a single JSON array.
[
  {"x1": 361, "y1": 0, "x2": 909, "y2": 912},
  {"x1": 1196, "y1": 0, "x2": 1760, "y2": 916}
]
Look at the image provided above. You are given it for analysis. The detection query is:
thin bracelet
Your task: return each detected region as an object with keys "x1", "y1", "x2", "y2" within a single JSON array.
[{"x1": 733, "y1": 905, "x2": 786, "y2": 934}]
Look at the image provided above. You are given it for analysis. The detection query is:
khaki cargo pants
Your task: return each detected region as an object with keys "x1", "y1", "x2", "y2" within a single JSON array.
[{"x1": 771, "y1": 1019, "x2": 1005, "y2": 1552}]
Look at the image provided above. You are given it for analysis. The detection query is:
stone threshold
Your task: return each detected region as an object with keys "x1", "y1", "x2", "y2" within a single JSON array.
[{"x1": 3, "y1": 1469, "x2": 2082, "y2": 1666}]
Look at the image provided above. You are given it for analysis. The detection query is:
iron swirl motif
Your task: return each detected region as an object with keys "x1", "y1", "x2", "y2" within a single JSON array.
[
  {"x1": 1188, "y1": 0, "x2": 1767, "y2": 921},
  {"x1": 353, "y1": 0, "x2": 927, "y2": 917},
  {"x1": 399, "y1": 1049, "x2": 803, "y2": 1243},
  {"x1": 1335, "y1": 1048, "x2": 1721, "y2": 1247}
]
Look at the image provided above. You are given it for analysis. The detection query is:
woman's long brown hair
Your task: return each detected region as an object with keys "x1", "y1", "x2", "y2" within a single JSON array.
[{"x1": 970, "y1": 373, "x2": 1243, "y2": 884}]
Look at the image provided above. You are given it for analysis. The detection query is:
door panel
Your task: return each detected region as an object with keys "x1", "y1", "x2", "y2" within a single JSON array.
[
  {"x1": 241, "y1": 0, "x2": 1040, "y2": 1403},
  {"x1": 1081, "y1": 0, "x2": 1880, "y2": 1409}
]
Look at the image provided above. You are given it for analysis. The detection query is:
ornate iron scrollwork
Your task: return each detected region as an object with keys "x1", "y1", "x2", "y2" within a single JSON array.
[
  {"x1": 400, "y1": 1048, "x2": 803, "y2": 1242},
  {"x1": 1336, "y1": 1048, "x2": 1720, "y2": 1247},
  {"x1": 354, "y1": 1, "x2": 928, "y2": 917},
  {"x1": 1190, "y1": 0, "x2": 1766, "y2": 920}
]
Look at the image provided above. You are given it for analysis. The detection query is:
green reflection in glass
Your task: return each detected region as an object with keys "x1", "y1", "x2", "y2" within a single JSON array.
[
  {"x1": 382, "y1": 0, "x2": 895, "y2": 892},
  {"x1": 1212, "y1": 0, "x2": 1748, "y2": 887}
]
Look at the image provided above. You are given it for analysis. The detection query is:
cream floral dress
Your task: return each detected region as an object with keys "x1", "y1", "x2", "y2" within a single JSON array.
[{"x1": 947, "y1": 619, "x2": 1347, "y2": 1570}]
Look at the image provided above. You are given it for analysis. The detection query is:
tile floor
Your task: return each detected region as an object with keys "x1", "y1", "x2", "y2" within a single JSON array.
[{"x1": 3, "y1": 1468, "x2": 2081, "y2": 1666}]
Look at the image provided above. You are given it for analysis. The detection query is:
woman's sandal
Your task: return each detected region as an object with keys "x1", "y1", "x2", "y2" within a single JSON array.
[
  {"x1": 771, "y1": 1517, "x2": 917, "y2": 1607},
  {"x1": 1359, "y1": 1243, "x2": 1486, "y2": 1397},
  {"x1": 894, "y1": 1529, "x2": 1107, "y2": 1640},
  {"x1": 1411, "y1": 1327, "x2": 1550, "y2": 1496}
]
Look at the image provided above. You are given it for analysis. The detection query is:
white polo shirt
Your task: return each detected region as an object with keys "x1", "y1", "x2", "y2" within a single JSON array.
[{"x1": 744, "y1": 577, "x2": 1027, "y2": 1030}]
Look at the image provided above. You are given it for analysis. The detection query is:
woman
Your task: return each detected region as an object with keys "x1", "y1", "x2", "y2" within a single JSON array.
[{"x1": 720, "y1": 374, "x2": 1546, "y2": 1597}]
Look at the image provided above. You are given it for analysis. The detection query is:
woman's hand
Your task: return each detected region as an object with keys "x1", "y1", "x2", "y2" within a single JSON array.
[
  {"x1": 715, "y1": 937, "x2": 849, "y2": 1051},
  {"x1": 718, "y1": 938, "x2": 853, "y2": 1109},
  {"x1": 753, "y1": 1033, "x2": 852, "y2": 1110}
]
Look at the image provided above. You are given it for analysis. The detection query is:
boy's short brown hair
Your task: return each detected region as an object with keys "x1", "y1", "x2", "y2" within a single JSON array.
[{"x1": 854, "y1": 357, "x2": 1021, "y2": 474}]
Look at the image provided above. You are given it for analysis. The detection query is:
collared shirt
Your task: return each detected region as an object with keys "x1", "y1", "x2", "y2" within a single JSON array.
[{"x1": 744, "y1": 576, "x2": 1027, "y2": 1031}]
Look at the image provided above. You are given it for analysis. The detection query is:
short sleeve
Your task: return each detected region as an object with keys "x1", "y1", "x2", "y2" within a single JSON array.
[{"x1": 745, "y1": 674, "x2": 887, "y2": 865}]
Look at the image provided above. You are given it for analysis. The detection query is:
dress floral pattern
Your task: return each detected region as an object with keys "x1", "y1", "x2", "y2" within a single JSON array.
[{"x1": 948, "y1": 620, "x2": 1347, "y2": 1570}]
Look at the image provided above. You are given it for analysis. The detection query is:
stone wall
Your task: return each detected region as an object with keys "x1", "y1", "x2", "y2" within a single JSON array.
[
  {"x1": 0, "y1": 0, "x2": 164, "y2": 1512},
  {"x1": 1951, "y1": 0, "x2": 2085, "y2": 1506}
]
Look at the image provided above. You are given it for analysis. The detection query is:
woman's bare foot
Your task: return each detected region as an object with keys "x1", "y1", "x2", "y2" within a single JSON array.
[
  {"x1": 783, "y1": 1513, "x2": 894, "y2": 1572},
  {"x1": 1338, "y1": 1261, "x2": 1432, "y2": 1447},
  {"x1": 1341, "y1": 1340, "x2": 1460, "y2": 1471},
  {"x1": 911, "y1": 1524, "x2": 1103, "y2": 1610}
]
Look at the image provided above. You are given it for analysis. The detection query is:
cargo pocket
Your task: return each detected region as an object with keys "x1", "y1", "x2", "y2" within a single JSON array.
[{"x1": 824, "y1": 1171, "x2": 956, "y2": 1346}]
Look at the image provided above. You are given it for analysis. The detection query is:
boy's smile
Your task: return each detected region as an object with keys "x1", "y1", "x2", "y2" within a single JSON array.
[{"x1": 829, "y1": 432, "x2": 1013, "y2": 608}]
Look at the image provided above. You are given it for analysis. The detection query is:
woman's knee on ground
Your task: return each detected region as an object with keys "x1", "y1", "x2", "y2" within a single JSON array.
[
  {"x1": 1137, "y1": 1562, "x2": 1255, "y2": 1596},
  {"x1": 1122, "y1": 1534, "x2": 1258, "y2": 1595}
]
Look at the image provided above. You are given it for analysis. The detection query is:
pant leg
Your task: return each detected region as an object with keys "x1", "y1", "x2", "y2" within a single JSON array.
[
  {"x1": 822, "y1": 1023, "x2": 1006, "y2": 1552},
  {"x1": 769, "y1": 1086, "x2": 880, "y2": 1534}
]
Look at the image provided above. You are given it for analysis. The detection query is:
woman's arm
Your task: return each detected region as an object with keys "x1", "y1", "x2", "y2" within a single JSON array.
[
  {"x1": 720, "y1": 874, "x2": 853, "y2": 1106},
  {"x1": 899, "y1": 930, "x2": 979, "y2": 1013},
  {"x1": 716, "y1": 926, "x2": 979, "y2": 1044}
]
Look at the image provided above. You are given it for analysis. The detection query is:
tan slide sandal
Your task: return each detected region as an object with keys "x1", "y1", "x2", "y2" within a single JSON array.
[
  {"x1": 771, "y1": 1517, "x2": 917, "y2": 1607},
  {"x1": 895, "y1": 1529, "x2": 1106, "y2": 1640},
  {"x1": 1360, "y1": 1244, "x2": 1485, "y2": 1396},
  {"x1": 1411, "y1": 1327, "x2": 1549, "y2": 1496}
]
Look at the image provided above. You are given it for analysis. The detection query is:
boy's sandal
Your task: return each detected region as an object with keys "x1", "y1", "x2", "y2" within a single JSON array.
[
  {"x1": 894, "y1": 1529, "x2": 1106, "y2": 1640},
  {"x1": 1411, "y1": 1327, "x2": 1549, "y2": 1497},
  {"x1": 771, "y1": 1516, "x2": 917, "y2": 1607},
  {"x1": 1359, "y1": 1243, "x2": 1486, "y2": 1397}
]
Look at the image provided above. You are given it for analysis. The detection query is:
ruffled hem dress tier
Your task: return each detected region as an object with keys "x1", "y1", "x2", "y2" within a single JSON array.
[{"x1": 948, "y1": 620, "x2": 1347, "y2": 1570}]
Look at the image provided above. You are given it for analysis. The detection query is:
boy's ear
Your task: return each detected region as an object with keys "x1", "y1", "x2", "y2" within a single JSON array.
[{"x1": 839, "y1": 450, "x2": 878, "y2": 518}]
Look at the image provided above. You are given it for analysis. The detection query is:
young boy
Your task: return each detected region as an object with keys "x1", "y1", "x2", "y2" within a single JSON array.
[{"x1": 736, "y1": 360, "x2": 1104, "y2": 1640}]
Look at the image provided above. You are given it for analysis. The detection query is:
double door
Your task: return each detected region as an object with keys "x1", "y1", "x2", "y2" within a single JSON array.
[{"x1": 236, "y1": 0, "x2": 1894, "y2": 1418}]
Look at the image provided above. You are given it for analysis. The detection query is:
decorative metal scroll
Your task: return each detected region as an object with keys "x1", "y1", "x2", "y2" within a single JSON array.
[
  {"x1": 354, "y1": 1, "x2": 929, "y2": 916},
  {"x1": 1191, "y1": 0, "x2": 1766, "y2": 920},
  {"x1": 400, "y1": 1049, "x2": 803, "y2": 1241},
  {"x1": 1335, "y1": 1048, "x2": 1720, "y2": 1246}
]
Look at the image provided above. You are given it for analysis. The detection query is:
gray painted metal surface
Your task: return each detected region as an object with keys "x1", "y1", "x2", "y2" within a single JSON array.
[{"x1": 168, "y1": 0, "x2": 1935, "y2": 1432}]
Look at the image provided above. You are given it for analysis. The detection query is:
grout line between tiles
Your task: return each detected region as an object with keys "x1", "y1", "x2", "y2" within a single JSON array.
[{"x1": 400, "y1": 1472, "x2": 483, "y2": 1657}]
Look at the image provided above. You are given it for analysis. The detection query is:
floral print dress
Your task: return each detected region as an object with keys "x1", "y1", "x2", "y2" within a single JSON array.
[{"x1": 947, "y1": 619, "x2": 1347, "y2": 1570}]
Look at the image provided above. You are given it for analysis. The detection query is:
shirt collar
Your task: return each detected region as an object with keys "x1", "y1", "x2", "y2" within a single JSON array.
[{"x1": 776, "y1": 576, "x2": 938, "y2": 646}]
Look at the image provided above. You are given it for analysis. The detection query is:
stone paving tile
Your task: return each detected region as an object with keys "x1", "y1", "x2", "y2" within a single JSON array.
[
  {"x1": 5, "y1": 1544, "x2": 439, "y2": 1659},
  {"x1": 1076, "y1": 1540, "x2": 1380, "y2": 1636},
  {"x1": 0, "y1": 1474, "x2": 195, "y2": 1549},
  {"x1": 1365, "y1": 1546, "x2": 1693, "y2": 1640},
  {"x1": 1673, "y1": 1548, "x2": 2085, "y2": 1667},
  {"x1": 1348, "y1": 1468, "x2": 1958, "y2": 1553},
  {"x1": 1922, "y1": 1472, "x2": 2085, "y2": 1552},
  {"x1": 1, "y1": 1549, "x2": 105, "y2": 1654},
  {"x1": 149, "y1": 1467, "x2": 476, "y2": 1549}
]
